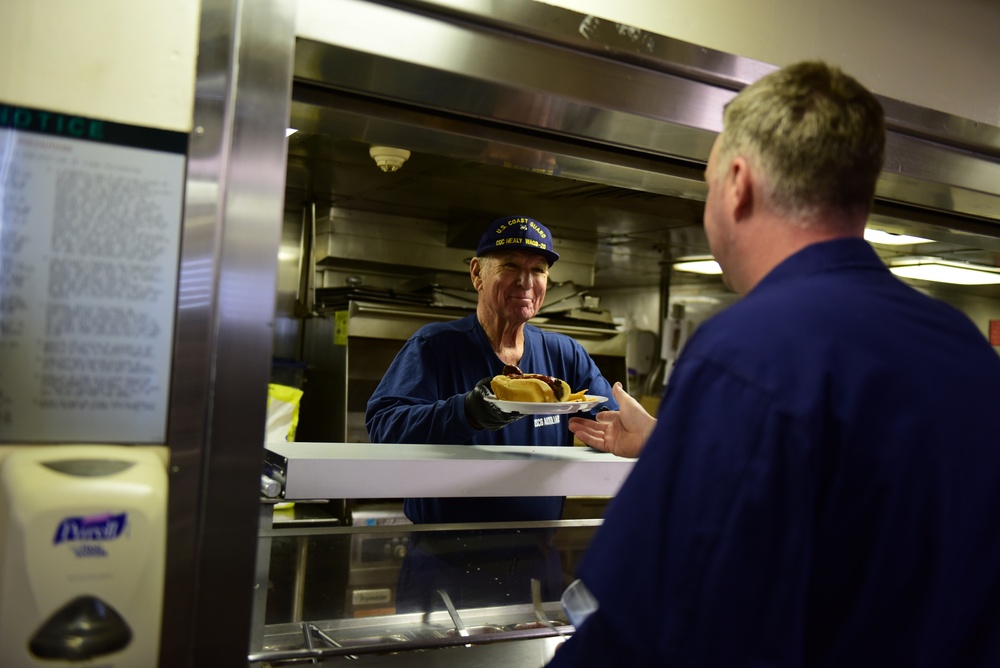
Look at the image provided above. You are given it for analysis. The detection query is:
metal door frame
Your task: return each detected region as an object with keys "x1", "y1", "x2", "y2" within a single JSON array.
[{"x1": 161, "y1": 0, "x2": 295, "y2": 664}]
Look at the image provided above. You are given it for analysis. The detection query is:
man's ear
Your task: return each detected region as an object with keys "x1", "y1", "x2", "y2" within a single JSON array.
[
  {"x1": 470, "y1": 257, "x2": 484, "y2": 290},
  {"x1": 729, "y1": 156, "x2": 755, "y2": 221}
]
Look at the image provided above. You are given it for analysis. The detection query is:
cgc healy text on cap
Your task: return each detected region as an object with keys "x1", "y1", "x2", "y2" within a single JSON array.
[{"x1": 476, "y1": 215, "x2": 560, "y2": 265}]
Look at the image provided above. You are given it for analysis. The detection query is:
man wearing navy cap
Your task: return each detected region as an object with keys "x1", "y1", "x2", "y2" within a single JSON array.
[
  {"x1": 475, "y1": 215, "x2": 560, "y2": 265},
  {"x1": 366, "y1": 215, "x2": 617, "y2": 609}
]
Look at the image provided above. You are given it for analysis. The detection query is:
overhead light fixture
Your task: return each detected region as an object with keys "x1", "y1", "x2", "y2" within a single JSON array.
[
  {"x1": 864, "y1": 228, "x2": 933, "y2": 246},
  {"x1": 285, "y1": 128, "x2": 298, "y2": 137},
  {"x1": 889, "y1": 257, "x2": 1000, "y2": 285},
  {"x1": 673, "y1": 257, "x2": 723, "y2": 275}
]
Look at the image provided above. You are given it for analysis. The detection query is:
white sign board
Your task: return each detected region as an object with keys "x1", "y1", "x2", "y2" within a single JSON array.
[{"x1": 0, "y1": 104, "x2": 186, "y2": 443}]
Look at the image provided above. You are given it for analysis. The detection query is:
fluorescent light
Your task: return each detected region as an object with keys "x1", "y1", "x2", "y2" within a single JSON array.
[
  {"x1": 864, "y1": 228, "x2": 933, "y2": 246},
  {"x1": 285, "y1": 128, "x2": 298, "y2": 137},
  {"x1": 889, "y1": 258, "x2": 1000, "y2": 285},
  {"x1": 673, "y1": 257, "x2": 723, "y2": 275}
]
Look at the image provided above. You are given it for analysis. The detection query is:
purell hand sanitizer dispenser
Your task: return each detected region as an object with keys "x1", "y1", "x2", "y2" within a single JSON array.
[{"x1": 0, "y1": 446, "x2": 167, "y2": 668}]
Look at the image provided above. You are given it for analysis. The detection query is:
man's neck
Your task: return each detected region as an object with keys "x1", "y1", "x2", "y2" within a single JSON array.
[
  {"x1": 477, "y1": 308, "x2": 526, "y2": 366},
  {"x1": 737, "y1": 213, "x2": 866, "y2": 294}
]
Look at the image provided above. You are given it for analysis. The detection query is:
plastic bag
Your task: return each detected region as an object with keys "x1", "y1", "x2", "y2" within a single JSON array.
[{"x1": 265, "y1": 383, "x2": 304, "y2": 443}]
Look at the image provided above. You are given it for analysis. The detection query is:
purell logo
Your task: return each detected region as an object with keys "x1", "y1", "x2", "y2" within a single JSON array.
[{"x1": 53, "y1": 512, "x2": 127, "y2": 545}]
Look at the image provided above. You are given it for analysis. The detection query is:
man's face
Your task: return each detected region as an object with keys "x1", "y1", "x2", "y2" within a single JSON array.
[{"x1": 473, "y1": 250, "x2": 549, "y2": 324}]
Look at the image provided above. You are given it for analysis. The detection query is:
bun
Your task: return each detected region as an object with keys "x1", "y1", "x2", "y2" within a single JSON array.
[{"x1": 491, "y1": 373, "x2": 572, "y2": 403}]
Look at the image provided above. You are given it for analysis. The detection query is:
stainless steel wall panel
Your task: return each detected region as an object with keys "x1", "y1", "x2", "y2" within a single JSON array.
[
  {"x1": 286, "y1": 88, "x2": 711, "y2": 204},
  {"x1": 294, "y1": 2, "x2": 728, "y2": 159},
  {"x1": 314, "y1": 207, "x2": 599, "y2": 287},
  {"x1": 292, "y1": 0, "x2": 1000, "y2": 235},
  {"x1": 162, "y1": 0, "x2": 296, "y2": 665},
  {"x1": 881, "y1": 133, "x2": 1000, "y2": 222}
]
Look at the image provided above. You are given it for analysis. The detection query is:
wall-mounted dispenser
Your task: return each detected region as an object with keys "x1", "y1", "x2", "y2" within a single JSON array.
[{"x1": 0, "y1": 445, "x2": 168, "y2": 667}]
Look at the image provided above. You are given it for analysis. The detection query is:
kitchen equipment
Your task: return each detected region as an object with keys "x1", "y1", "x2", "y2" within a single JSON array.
[
  {"x1": 532, "y1": 578, "x2": 567, "y2": 640},
  {"x1": 437, "y1": 590, "x2": 469, "y2": 637}
]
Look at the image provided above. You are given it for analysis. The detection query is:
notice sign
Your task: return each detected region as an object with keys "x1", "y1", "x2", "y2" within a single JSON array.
[{"x1": 0, "y1": 103, "x2": 186, "y2": 443}]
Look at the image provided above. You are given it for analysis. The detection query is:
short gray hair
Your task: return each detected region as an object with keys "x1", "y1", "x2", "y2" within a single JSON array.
[{"x1": 716, "y1": 61, "x2": 886, "y2": 223}]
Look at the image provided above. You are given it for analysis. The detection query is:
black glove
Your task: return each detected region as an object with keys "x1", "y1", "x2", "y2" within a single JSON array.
[{"x1": 464, "y1": 376, "x2": 524, "y2": 431}]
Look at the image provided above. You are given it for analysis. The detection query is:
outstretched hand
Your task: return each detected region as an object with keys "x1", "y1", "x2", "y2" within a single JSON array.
[{"x1": 568, "y1": 382, "x2": 656, "y2": 458}]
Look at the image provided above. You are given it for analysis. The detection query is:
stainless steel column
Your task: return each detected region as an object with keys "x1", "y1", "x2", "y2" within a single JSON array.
[{"x1": 161, "y1": 0, "x2": 296, "y2": 664}]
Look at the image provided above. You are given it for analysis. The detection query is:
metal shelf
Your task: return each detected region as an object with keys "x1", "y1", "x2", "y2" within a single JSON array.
[{"x1": 264, "y1": 442, "x2": 635, "y2": 500}]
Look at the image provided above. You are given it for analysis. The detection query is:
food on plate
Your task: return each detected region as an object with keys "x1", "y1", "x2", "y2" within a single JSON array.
[
  {"x1": 490, "y1": 364, "x2": 588, "y2": 403},
  {"x1": 491, "y1": 374, "x2": 568, "y2": 403}
]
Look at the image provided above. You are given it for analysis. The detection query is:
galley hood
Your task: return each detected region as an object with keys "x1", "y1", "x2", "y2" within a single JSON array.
[{"x1": 288, "y1": 0, "x2": 1000, "y2": 295}]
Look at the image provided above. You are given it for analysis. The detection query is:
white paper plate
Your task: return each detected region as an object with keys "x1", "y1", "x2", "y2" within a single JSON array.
[{"x1": 485, "y1": 394, "x2": 609, "y2": 415}]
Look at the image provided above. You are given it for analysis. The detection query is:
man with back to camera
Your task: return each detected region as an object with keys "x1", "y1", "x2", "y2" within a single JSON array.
[
  {"x1": 366, "y1": 215, "x2": 617, "y2": 608},
  {"x1": 548, "y1": 61, "x2": 1000, "y2": 666}
]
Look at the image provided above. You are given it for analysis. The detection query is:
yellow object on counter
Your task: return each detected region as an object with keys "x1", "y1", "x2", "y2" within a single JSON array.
[{"x1": 266, "y1": 383, "x2": 303, "y2": 443}]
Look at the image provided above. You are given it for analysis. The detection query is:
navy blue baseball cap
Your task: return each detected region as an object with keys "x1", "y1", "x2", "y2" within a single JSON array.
[{"x1": 476, "y1": 215, "x2": 560, "y2": 266}]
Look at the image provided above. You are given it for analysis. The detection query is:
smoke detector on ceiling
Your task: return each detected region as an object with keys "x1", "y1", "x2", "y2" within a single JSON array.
[{"x1": 369, "y1": 146, "x2": 411, "y2": 173}]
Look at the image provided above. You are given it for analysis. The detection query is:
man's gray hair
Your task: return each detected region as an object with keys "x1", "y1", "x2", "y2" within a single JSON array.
[{"x1": 716, "y1": 61, "x2": 886, "y2": 224}]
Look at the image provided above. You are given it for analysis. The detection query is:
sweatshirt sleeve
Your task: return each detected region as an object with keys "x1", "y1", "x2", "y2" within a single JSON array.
[{"x1": 365, "y1": 335, "x2": 481, "y2": 445}]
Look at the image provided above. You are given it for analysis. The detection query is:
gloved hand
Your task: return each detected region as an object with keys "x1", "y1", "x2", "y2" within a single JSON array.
[{"x1": 464, "y1": 376, "x2": 525, "y2": 431}]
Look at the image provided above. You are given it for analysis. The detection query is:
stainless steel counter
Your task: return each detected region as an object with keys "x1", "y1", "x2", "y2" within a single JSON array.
[
  {"x1": 256, "y1": 440, "x2": 631, "y2": 665},
  {"x1": 252, "y1": 603, "x2": 569, "y2": 666}
]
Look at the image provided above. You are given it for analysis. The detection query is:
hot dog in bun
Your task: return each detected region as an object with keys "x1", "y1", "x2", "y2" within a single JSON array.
[{"x1": 490, "y1": 364, "x2": 584, "y2": 403}]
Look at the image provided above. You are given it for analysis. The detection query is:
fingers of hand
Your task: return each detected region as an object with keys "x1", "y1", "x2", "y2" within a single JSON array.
[
  {"x1": 596, "y1": 410, "x2": 618, "y2": 424},
  {"x1": 573, "y1": 423, "x2": 608, "y2": 446}
]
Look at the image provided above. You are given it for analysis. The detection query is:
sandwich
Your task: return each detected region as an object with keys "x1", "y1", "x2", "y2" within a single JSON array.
[{"x1": 490, "y1": 364, "x2": 586, "y2": 403}]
